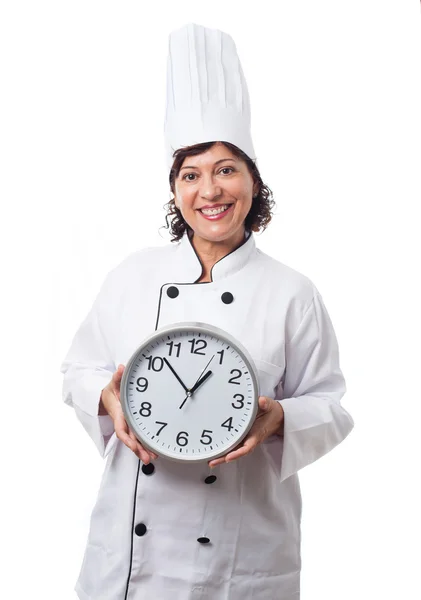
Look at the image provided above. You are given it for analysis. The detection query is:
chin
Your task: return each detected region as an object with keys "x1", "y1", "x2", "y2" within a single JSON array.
[{"x1": 196, "y1": 224, "x2": 244, "y2": 243}]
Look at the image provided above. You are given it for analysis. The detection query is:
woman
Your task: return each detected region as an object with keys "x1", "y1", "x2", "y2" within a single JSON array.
[{"x1": 60, "y1": 23, "x2": 354, "y2": 600}]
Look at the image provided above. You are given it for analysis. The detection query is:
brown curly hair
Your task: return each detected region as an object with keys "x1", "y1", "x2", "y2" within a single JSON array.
[{"x1": 161, "y1": 141, "x2": 276, "y2": 242}]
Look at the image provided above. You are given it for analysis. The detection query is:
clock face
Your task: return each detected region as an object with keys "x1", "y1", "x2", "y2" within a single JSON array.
[{"x1": 120, "y1": 323, "x2": 259, "y2": 462}]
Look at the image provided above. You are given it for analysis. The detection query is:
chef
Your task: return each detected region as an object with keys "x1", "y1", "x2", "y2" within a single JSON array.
[{"x1": 60, "y1": 22, "x2": 354, "y2": 600}]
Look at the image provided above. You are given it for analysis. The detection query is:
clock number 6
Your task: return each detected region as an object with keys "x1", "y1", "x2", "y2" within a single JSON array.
[{"x1": 176, "y1": 431, "x2": 189, "y2": 446}]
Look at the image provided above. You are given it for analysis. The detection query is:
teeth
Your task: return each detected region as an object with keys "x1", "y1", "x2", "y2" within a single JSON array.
[{"x1": 201, "y1": 204, "x2": 230, "y2": 215}]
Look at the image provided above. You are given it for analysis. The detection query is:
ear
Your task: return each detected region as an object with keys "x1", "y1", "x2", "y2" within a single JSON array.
[{"x1": 252, "y1": 180, "x2": 260, "y2": 198}]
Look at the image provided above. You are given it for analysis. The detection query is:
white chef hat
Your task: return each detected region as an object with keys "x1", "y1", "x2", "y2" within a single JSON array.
[{"x1": 164, "y1": 22, "x2": 257, "y2": 173}]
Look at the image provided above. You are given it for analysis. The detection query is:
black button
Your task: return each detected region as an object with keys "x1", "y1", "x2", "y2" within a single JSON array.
[
  {"x1": 167, "y1": 286, "x2": 179, "y2": 298},
  {"x1": 142, "y1": 463, "x2": 155, "y2": 475},
  {"x1": 221, "y1": 292, "x2": 234, "y2": 304},
  {"x1": 135, "y1": 523, "x2": 147, "y2": 537},
  {"x1": 197, "y1": 537, "x2": 210, "y2": 544},
  {"x1": 204, "y1": 475, "x2": 217, "y2": 484}
]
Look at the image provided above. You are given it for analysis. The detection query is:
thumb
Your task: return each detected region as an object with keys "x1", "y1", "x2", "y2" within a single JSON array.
[
  {"x1": 258, "y1": 396, "x2": 270, "y2": 412},
  {"x1": 113, "y1": 364, "x2": 125, "y2": 391},
  {"x1": 114, "y1": 364, "x2": 125, "y2": 379}
]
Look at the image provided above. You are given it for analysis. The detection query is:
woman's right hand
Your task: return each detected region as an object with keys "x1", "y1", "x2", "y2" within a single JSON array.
[{"x1": 100, "y1": 364, "x2": 158, "y2": 464}]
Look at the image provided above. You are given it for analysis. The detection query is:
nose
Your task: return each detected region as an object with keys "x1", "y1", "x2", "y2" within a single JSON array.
[{"x1": 199, "y1": 174, "x2": 222, "y2": 201}]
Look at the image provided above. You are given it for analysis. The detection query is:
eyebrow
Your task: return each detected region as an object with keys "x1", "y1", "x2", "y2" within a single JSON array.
[{"x1": 180, "y1": 158, "x2": 236, "y2": 171}]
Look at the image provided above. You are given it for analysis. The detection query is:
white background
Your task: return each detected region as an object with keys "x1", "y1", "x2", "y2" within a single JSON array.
[{"x1": 1, "y1": 1, "x2": 420, "y2": 598}]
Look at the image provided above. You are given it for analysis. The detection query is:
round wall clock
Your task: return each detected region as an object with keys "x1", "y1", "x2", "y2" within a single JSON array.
[{"x1": 120, "y1": 322, "x2": 259, "y2": 462}]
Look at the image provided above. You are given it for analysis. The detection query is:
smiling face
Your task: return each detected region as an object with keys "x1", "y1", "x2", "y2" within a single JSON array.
[{"x1": 173, "y1": 142, "x2": 259, "y2": 245}]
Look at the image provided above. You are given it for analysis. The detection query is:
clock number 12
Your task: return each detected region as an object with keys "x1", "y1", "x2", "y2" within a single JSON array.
[{"x1": 188, "y1": 338, "x2": 207, "y2": 355}]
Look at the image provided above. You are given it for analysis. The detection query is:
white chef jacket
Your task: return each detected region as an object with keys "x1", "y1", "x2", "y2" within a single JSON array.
[{"x1": 60, "y1": 228, "x2": 354, "y2": 600}]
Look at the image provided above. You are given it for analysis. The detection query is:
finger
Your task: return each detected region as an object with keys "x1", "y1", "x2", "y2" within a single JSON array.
[
  {"x1": 224, "y1": 437, "x2": 258, "y2": 462},
  {"x1": 105, "y1": 394, "x2": 123, "y2": 421},
  {"x1": 128, "y1": 428, "x2": 142, "y2": 459},
  {"x1": 208, "y1": 451, "x2": 233, "y2": 467},
  {"x1": 208, "y1": 440, "x2": 243, "y2": 466},
  {"x1": 209, "y1": 436, "x2": 258, "y2": 467},
  {"x1": 208, "y1": 456, "x2": 227, "y2": 468},
  {"x1": 128, "y1": 428, "x2": 158, "y2": 463},
  {"x1": 254, "y1": 400, "x2": 270, "y2": 420},
  {"x1": 208, "y1": 400, "x2": 274, "y2": 468},
  {"x1": 114, "y1": 413, "x2": 139, "y2": 453},
  {"x1": 113, "y1": 364, "x2": 125, "y2": 398},
  {"x1": 257, "y1": 396, "x2": 272, "y2": 413},
  {"x1": 114, "y1": 364, "x2": 125, "y2": 382},
  {"x1": 127, "y1": 428, "x2": 150, "y2": 463}
]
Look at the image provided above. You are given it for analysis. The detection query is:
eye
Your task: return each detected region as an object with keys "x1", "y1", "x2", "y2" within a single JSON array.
[
  {"x1": 181, "y1": 167, "x2": 234, "y2": 181},
  {"x1": 182, "y1": 173, "x2": 197, "y2": 181}
]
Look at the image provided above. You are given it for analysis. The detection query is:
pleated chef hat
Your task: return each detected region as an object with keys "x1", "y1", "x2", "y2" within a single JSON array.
[{"x1": 164, "y1": 22, "x2": 257, "y2": 173}]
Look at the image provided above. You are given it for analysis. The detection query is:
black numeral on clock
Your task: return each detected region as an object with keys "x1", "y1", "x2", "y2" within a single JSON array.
[
  {"x1": 155, "y1": 421, "x2": 167, "y2": 436},
  {"x1": 136, "y1": 377, "x2": 149, "y2": 392},
  {"x1": 176, "y1": 431, "x2": 189, "y2": 446},
  {"x1": 146, "y1": 356, "x2": 164, "y2": 371},
  {"x1": 188, "y1": 338, "x2": 207, "y2": 355},
  {"x1": 200, "y1": 430, "x2": 213, "y2": 445},
  {"x1": 139, "y1": 402, "x2": 152, "y2": 417},
  {"x1": 221, "y1": 417, "x2": 234, "y2": 431},
  {"x1": 166, "y1": 341, "x2": 181, "y2": 358},
  {"x1": 228, "y1": 369, "x2": 242, "y2": 385},
  {"x1": 231, "y1": 394, "x2": 245, "y2": 409}
]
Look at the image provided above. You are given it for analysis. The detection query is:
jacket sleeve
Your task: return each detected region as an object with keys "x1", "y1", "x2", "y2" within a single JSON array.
[
  {"x1": 276, "y1": 292, "x2": 354, "y2": 482},
  {"x1": 59, "y1": 272, "x2": 119, "y2": 459}
]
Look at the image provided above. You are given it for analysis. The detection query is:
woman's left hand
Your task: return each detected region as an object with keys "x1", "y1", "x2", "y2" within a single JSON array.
[{"x1": 208, "y1": 396, "x2": 284, "y2": 468}]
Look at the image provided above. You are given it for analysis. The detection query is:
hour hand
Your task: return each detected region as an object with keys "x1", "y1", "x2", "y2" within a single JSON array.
[
  {"x1": 163, "y1": 358, "x2": 189, "y2": 393},
  {"x1": 190, "y1": 370, "x2": 212, "y2": 395},
  {"x1": 179, "y1": 370, "x2": 213, "y2": 410}
]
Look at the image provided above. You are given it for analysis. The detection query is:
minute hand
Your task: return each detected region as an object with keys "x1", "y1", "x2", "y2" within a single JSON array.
[{"x1": 163, "y1": 358, "x2": 189, "y2": 393}]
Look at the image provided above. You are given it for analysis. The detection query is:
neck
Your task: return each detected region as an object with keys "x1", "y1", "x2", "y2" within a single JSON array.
[{"x1": 190, "y1": 228, "x2": 247, "y2": 279}]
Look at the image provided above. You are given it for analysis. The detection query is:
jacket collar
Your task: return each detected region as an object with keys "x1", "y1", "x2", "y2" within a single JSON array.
[{"x1": 174, "y1": 228, "x2": 256, "y2": 283}]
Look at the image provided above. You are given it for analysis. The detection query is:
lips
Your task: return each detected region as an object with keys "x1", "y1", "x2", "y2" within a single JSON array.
[
  {"x1": 198, "y1": 203, "x2": 233, "y2": 214},
  {"x1": 198, "y1": 203, "x2": 234, "y2": 220}
]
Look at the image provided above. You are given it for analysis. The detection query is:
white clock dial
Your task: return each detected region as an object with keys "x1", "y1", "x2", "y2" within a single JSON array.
[{"x1": 120, "y1": 322, "x2": 259, "y2": 462}]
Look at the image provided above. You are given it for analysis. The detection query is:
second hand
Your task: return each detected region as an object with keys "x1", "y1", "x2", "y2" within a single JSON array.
[{"x1": 179, "y1": 354, "x2": 215, "y2": 410}]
